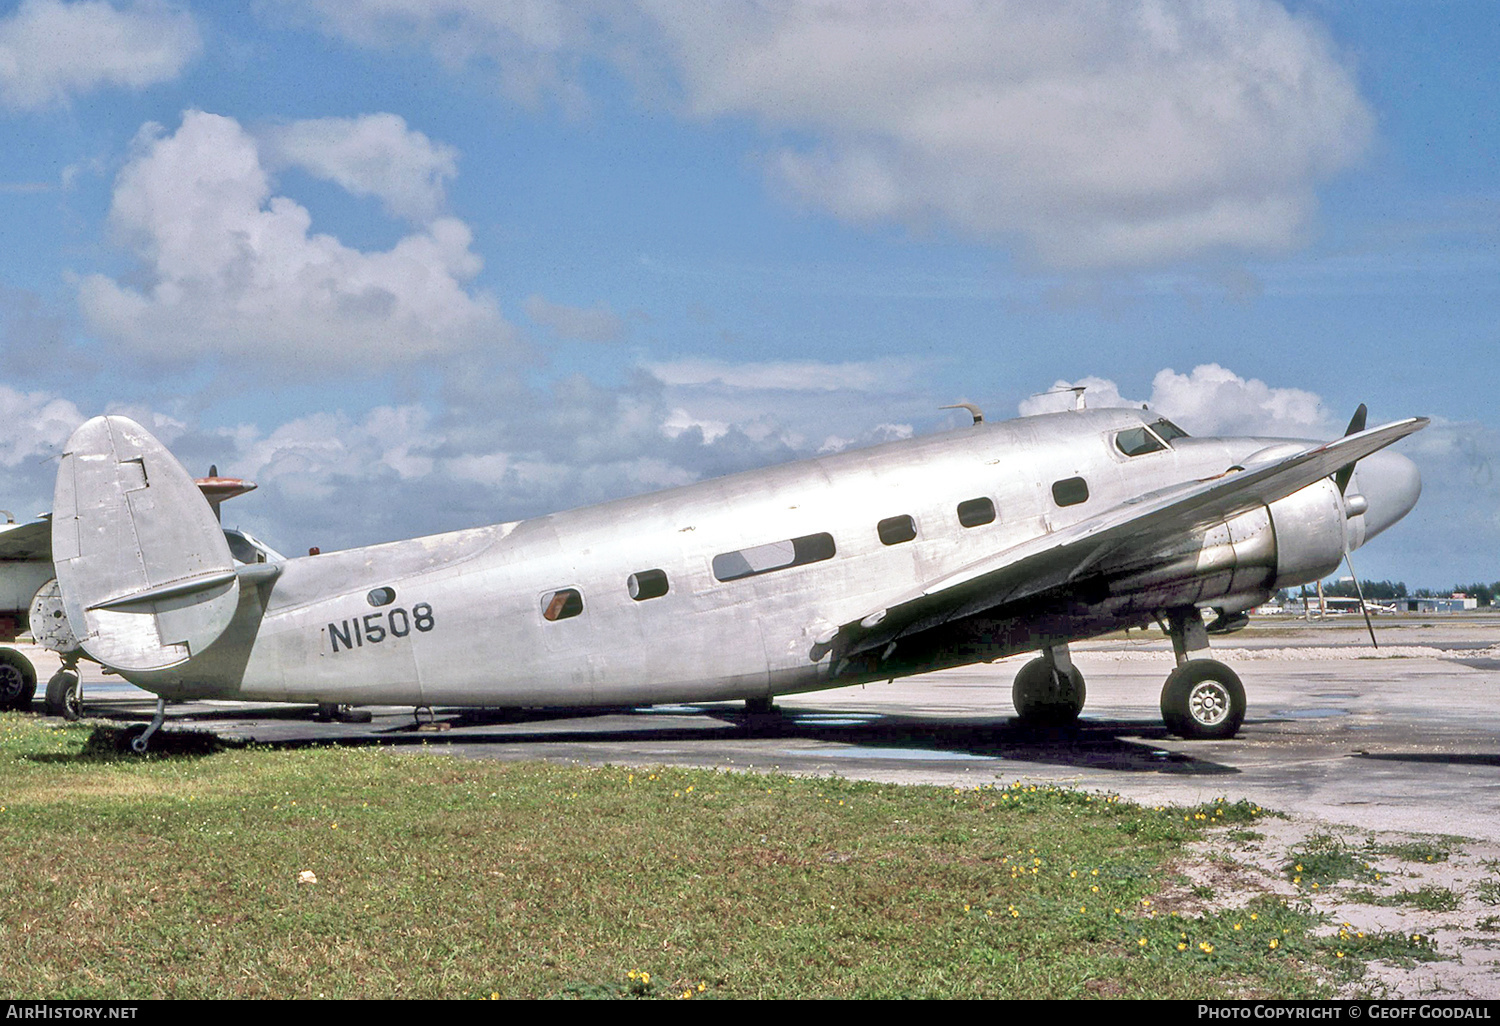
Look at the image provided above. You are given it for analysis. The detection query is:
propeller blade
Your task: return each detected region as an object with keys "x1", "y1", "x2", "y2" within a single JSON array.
[
  {"x1": 1343, "y1": 549, "x2": 1379, "y2": 649},
  {"x1": 1345, "y1": 404, "x2": 1368, "y2": 437},
  {"x1": 1334, "y1": 404, "x2": 1368, "y2": 494}
]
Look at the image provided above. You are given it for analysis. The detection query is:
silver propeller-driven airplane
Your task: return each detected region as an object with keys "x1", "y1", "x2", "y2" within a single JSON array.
[{"x1": 33, "y1": 400, "x2": 1423, "y2": 752}]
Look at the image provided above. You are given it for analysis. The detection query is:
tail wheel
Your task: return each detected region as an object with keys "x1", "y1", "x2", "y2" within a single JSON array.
[
  {"x1": 1012, "y1": 656, "x2": 1086, "y2": 726},
  {"x1": 1161, "y1": 660, "x2": 1245, "y2": 740},
  {"x1": 45, "y1": 670, "x2": 81, "y2": 721},
  {"x1": 0, "y1": 648, "x2": 37, "y2": 711}
]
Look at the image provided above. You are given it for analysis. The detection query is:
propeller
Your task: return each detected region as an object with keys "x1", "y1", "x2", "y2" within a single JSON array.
[
  {"x1": 1334, "y1": 404, "x2": 1378, "y2": 648},
  {"x1": 1333, "y1": 404, "x2": 1366, "y2": 494},
  {"x1": 1342, "y1": 552, "x2": 1379, "y2": 649}
]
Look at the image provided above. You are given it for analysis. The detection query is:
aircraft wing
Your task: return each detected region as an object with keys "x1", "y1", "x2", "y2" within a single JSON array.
[
  {"x1": 835, "y1": 417, "x2": 1428, "y2": 657},
  {"x1": 0, "y1": 518, "x2": 52, "y2": 562}
]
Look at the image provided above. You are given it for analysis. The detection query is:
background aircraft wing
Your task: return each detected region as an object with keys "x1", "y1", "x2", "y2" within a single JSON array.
[
  {"x1": 835, "y1": 416, "x2": 1427, "y2": 658},
  {"x1": 0, "y1": 518, "x2": 52, "y2": 562},
  {"x1": 0, "y1": 475, "x2": 255, "y2": 567}
]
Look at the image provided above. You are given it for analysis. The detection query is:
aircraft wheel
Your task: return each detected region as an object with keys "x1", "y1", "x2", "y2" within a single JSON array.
[
  {"x1": 119, "y1": 724, "x2": 149, "y2": 754},
  {"x1": 45, "y1": 670, "x2": 81, "y2": 721},
  {"x1": 0, "y1": 648, "x2": 37, "y2": 711},
  {"x1": 1160, "y1": 660, "x2": 1244, "y2": 740},
  {"x1": 1012, "y1": 657, "x2": 1086, "y2": 726}
]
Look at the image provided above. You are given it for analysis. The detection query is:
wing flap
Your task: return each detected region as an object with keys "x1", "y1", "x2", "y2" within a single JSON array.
[{"x1": 836, "y1": 417, "x2": 1427, "y2": 657}]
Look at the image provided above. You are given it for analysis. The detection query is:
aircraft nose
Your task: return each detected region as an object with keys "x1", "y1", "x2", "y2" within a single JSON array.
[{"x1": 1352, "y1": 449, "x2": 1422, "y2": 544}]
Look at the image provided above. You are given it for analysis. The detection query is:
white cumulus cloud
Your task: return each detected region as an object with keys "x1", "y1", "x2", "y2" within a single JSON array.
[
  {"x1": 0, "y1": 385, "x2": 84, "y2": 523},
  {"x1": 643, "y1": 355, "x2": 933, "y2": 457},
  {"x1": 289, "y1": 0, "x2": 1373, "y2": 271},
  {"x1": 1020, "y1": 364, "x2": 1335, "y2": 438},
  {"x1": 259, "y1": 113, "x2": 459, "y2": 223},
  {"x1": 0, "y1": 0, "x2": 199, "y2": 110},
  {"x1": 649, "y1": 0, "x2": 1372, "y2": 269},
  {"x1": 283, "y1": 0, "x2": 611, "y2": 112},
  {"x1": 0, "y1": 385, "x2": 83, "y2": 468},
  {"x1": 77, "y1": 111, "x2": 517, "y2": 371}
]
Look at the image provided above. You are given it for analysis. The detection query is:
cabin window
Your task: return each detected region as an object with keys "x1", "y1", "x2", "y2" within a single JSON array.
[
  {"x1": 877, "y1": 515, "x2": 917, "y2": 546},
  {"x1": 712, "y1": 532, "x2": 836, "y2": 582},
  {"x1": 367, "y1": 587, "x2": 396, "y2": 607},
  {"x1": 1052, "y1": 477, "x2": 1090, "y2": 507},
  {"x1": 628, "y1": 569, "x2": 670, "y2": 601},
  {"x1": 956, "y1": 497, "x2": 996, "y2": 528},
  {"x1": 1115, "y1": 426, "x2": 1166, "y2": 457},
  {"x1": 541, "y1": 588, "x2": 584, "y2": 621}
]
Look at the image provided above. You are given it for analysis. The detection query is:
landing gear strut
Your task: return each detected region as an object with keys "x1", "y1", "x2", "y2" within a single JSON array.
[
  {"x1": 129, "y1": 698, "x2": 167, "y2": 754},
  {"x1": 1012, "y1": 645, "x2": 1086, "y2": 726},
  {"x1": 1158, "y1": 608, "x2": 1245, "y2": 740}
]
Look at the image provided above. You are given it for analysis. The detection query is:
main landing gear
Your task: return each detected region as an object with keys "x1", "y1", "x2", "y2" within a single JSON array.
[
  {"x1": 45, "y1": 662, "x2": 82, "y2": 720},
  {"x1": 1009, "y1": 608, "x2": 1247, "y2": 740},
  {"x1": 1011, "y1": 645, "x2": 1086, "y2": 727},
  {"x1": 1157, "y1": 608, "x2": 1245, "y2": 740}
]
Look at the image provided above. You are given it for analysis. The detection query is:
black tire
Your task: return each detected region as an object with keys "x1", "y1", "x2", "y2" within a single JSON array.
[
  {"x1": 120, "y1": 724, "x2": 149, "y2": 754},
  {"x1": 1012, "y1": 656, "x2": 1086, "y2": 725},
  {"x1": 1160, "y1": 660, "x2": 1245, "y2": 740},
  {"x1": 0, "y1": 648, "x2": 37, "y2": 711},
  {"x1": 45, "y1": 670, "x2": 81, "y2": 721},
  {"x1": 334, "y1": 705, "x2": 372, "y2": 724}
]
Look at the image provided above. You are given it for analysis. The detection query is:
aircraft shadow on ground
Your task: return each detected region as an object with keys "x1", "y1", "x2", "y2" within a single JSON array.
[{"x1": 67, "y1": 698, "x2": 1241, "y2": 776}]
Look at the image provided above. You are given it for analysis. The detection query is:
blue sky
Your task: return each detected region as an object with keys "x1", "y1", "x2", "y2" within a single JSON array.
[{"x1": 0, "y1": 0, "x2": 1494, "y2": 589}]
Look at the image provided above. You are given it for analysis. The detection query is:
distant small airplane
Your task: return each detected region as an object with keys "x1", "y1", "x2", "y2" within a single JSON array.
[
  {"x1": 31, "y1": 399, "x2": 1424, "y2": 751},
  {"x1": 1292, "y1": 595, "x2": 1399, "y2": 618}
]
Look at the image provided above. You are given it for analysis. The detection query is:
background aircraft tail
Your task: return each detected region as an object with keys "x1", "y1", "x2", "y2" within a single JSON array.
[{"x1": 51, "y1": 416, "x2": 240, "y2": 672}]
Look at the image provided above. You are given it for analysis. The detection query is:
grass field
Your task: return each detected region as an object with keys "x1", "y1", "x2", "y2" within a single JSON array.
[{"x1": 0, "y1": 714, "x2": 1402, "y2": 999}]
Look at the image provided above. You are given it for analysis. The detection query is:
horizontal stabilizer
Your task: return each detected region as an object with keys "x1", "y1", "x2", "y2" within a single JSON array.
[{"x1": 53, "y1": 416, "x2": 240, "y2": 672}]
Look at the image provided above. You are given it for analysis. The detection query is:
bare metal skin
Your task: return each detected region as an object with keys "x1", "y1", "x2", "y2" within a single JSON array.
[{"x1": 43, "y1": 405, "x2": 1425, "y2": 744}]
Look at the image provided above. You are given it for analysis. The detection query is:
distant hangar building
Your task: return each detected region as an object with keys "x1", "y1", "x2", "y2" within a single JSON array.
[{"x1": 1400, "y1": 595, "x2": 1480, "y2": 612}]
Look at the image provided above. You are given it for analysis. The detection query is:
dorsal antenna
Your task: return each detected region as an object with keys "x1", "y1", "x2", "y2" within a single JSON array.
[
  {"x1": 1029, "y1": 385, "x2": 1088, "y2": 410},
  {"x1": 940, "y1": 403, "x2": 984, "y2": 425}
]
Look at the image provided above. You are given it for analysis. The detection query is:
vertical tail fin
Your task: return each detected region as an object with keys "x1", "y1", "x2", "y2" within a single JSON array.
[{"x1": 53, "y1": 416, "x2": 239, "y2": 671}]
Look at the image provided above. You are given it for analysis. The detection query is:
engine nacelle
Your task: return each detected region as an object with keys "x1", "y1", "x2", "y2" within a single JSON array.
[
  {"x1": 1268, "y1": 477, "x2": 1348, "y2": 590},
  {"x1": 1102, "y1": 473, "x2": 1353, "y2": 613}
]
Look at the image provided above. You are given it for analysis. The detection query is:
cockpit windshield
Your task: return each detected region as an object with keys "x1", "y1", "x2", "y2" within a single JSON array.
[
  {"x1": 1150, "y1": 418, "x2": 1189, "y2": 441},
  {"x1": 1115, "y1": 427, "x2": 1166, "y2": 456},
  {"x1": 1115, "y1": 418, "x2": 1190, "y2": 457}
]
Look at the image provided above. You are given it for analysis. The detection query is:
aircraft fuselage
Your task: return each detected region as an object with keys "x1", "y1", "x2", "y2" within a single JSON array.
[{"x1": 115, "y1": 407, "x2": 1414, "y2": 708}]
